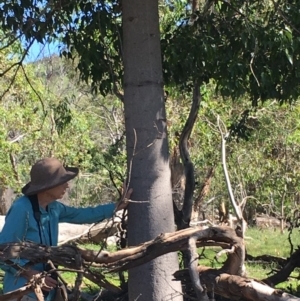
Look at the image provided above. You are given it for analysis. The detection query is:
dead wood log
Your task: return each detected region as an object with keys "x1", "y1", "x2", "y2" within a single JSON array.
[
  {"x1": 255, "y1": 216, "x2": 287, "y2": 229},
  {"x1": 0, "y1": 227, "x2": 243, "y2": 272},
  {"x1": 174, "y1": 268, "x2": 300, "y2": 301},
  {"x1": 0, "y1": 226, "x2": 244, "y2": 301},
  {"x1": 79, "y1": 226, "x2": 244, "y2": 275},
  {"x1": 0, "y1": 226, "x2": 299, "y2": 301}
]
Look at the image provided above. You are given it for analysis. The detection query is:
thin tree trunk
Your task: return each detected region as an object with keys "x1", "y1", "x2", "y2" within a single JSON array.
[
  {"x1": 281, "y1": 192, "x2": 285, "y2": 234},
  {"x1": 122, "y1": 1, "x2": 183, "y2": 300}
]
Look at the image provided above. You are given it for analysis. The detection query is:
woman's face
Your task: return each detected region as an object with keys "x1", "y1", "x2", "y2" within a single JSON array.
[{"x1": 45, "y1": 181, "x2": 69, "y2": 201}]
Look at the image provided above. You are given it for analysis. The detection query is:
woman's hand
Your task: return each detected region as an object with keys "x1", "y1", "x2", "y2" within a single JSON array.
[{"x1": 22, "y1": 269, "x2": 57, "y2": 291}]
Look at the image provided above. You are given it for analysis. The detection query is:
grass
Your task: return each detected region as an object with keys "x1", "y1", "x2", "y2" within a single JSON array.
[
  {"x1": 245, "y1": 227, "x2": 300, "y2": 295},
  {"x1": 245, "y1": 227, "x2": 300, "y2": 258}
]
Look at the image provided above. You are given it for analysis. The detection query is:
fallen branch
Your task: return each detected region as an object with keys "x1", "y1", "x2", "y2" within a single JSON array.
[
  {"x1": 0, "y1": 226, "x2": 243, "y2": 274},
  {"x1": 174, "y1": 268, "x2": 300, "y2": 301},
  {"x1": 0, "y1": 226, "x2": 299, "y2": 301}
]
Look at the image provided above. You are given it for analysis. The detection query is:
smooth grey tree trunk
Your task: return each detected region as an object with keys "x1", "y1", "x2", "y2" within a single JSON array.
[{"x1": 123, "y1": 1, "x2": 183, "y2": 301}]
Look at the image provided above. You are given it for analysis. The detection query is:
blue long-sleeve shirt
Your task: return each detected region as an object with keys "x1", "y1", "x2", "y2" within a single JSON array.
[{"x1": 0, "y1": 195, "x2": 116, "y2": 299}]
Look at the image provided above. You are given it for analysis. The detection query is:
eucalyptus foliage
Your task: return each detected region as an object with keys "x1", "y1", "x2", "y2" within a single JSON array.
[
  {"x1": 1, "y1": 0, "x2": 300, "y2": 216},
  {"x1": 162, "y1": 0, "x2": 300, "y2": 105},
  {"x1": 0, "y1": 50, "x2": 125, "y2": 205},
  {"x1": 1, "y1": 1, "x2": 299, "y2": 101}
]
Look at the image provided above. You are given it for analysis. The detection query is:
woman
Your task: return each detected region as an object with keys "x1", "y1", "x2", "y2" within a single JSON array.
[{"x1": 0, "y1": 157, "x2": 132, "y2": 301}]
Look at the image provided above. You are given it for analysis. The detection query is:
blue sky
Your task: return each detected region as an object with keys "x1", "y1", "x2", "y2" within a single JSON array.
[{"x1": 25, "y1": 40, "x2": 61, "y2": 62}]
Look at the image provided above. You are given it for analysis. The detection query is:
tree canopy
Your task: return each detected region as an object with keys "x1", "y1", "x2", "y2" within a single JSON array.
[{"x1": 1, "y1": 1, "x2": 300, "y2": 102}]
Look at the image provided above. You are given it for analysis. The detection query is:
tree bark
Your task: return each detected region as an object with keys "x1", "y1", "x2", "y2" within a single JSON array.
[{"x1": 122, "y1": 0, "x2": 182, "y2": 300}]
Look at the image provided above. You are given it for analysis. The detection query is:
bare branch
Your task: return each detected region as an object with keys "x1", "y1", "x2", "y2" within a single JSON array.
[
  {"x1": 8, "y1": 134, "x2": 26, "y2": 143},
  {"x1": 21, "y1": 64, "x2": 46, "y2": 115},
  {"x1": 215, "y1": 246, "x2": 235, "y2": 259},
  {"x1": 217, "y1": 115, "x2": 246, "y2": 238},
  {"x1": 187, "y1": 236, "x2": 208, "y2": 301},
  {"x1": 178, "y1": 81, "x2": 201, "y2": 229}
]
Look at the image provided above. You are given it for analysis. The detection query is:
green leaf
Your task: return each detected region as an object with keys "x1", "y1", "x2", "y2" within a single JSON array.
[{"x1": 285, "y1": 49, "x2": 293, "y2": 65}]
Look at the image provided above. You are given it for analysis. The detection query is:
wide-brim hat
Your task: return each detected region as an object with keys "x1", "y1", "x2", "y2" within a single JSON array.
[{"x1": 22, "y1": 157, "x2": 79, "y2": 196}]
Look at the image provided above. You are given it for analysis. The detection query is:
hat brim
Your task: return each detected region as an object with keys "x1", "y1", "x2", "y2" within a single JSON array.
[{"x1": 22, "y1": 167, "x2": 79, "y2": 196}]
